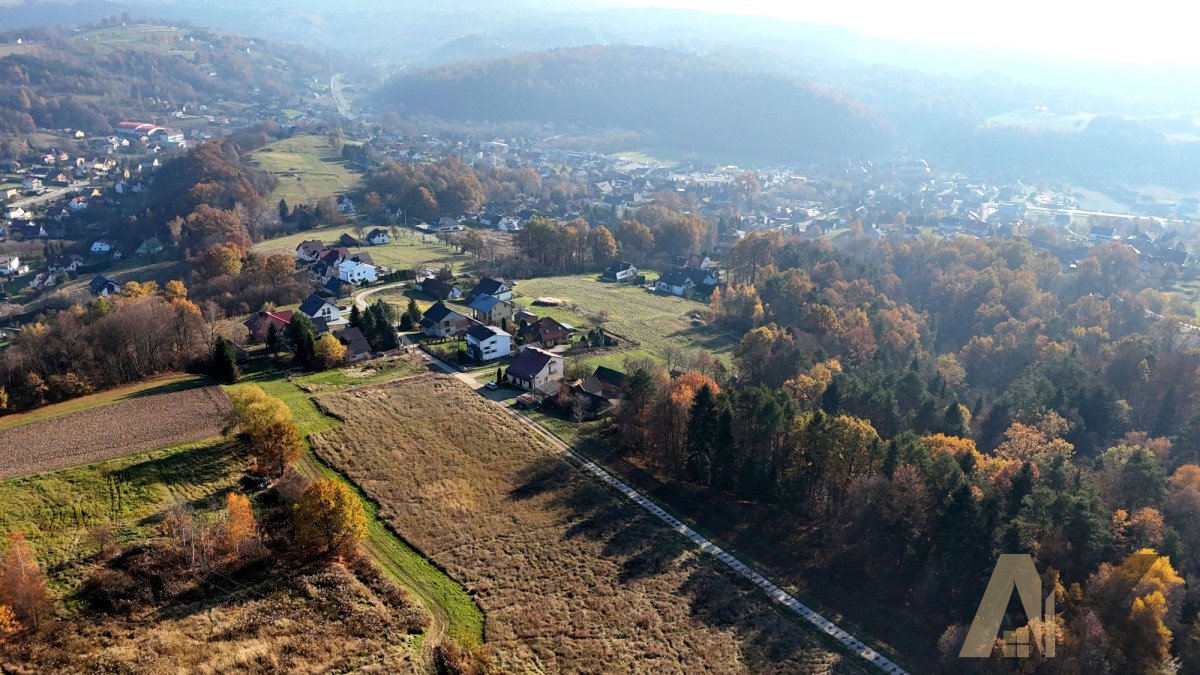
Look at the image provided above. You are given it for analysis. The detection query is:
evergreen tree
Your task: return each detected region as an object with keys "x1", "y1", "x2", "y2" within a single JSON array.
[
  {"x1": 278, "y1": 198, "x2": 289, "y2": 222},
  {"x1": 820, "y1": 378, "x2": 841, "y2": 413},
  {"x1": 944, "y1": 401, "x2": 970, "y2": 437},
  {"x1": 1007, "y1": 461, "x2": 1035, "y2": 518},
  {"x1": 286, "y1": 314, "x2": 317, "y2": 367},
  {"x1": 685, "y1": 384, "x2": 719, "y2": 485},
  {"x1": 210, "y1": 337, "x2": 240, "y2": 384},
  {"x1": 349, "y1": 305, "x2": 363, "y2": 330},
  {"x1": 265, "y1": 322, "x2": 281, "y2": 356}
]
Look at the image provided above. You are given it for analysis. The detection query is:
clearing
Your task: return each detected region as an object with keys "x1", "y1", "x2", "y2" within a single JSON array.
[
  {"x1": 250, "y1": 134, "x2": 363, "y2": 205},
  {"x1": 310, "y1": 374, "x2": 863, "y2": 672},
  {"x1": 0, "y1": 385, "x2": 230, "y2": 479},
  {"x1": 513, "y1": 273, "x2": 737, "y2": 368},
  {"x1": 255, "y1": 225, "x2": 471, "y2": 273}
]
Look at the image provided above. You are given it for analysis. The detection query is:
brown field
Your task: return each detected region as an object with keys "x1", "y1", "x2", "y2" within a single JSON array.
[
  {"x1": 0, "y1": 386, "x2": 231, "y2": 479},
  {"x1": 311, "y1": 375, "x2": 861, "y2": 673}
]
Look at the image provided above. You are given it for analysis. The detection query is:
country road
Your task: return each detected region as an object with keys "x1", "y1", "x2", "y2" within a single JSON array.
[
  {"x1": 330, "y1": 73, "x2": 353, "y2": 119},
  {"x1": 6, "y1": 182, "x2": 88, "y2": 210},
  {"x1": 405, "y1": 342, "x2": 910, "y2": 674}
]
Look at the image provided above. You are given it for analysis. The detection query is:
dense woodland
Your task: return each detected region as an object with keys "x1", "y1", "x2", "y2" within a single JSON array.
[
  {"x1": 609, "y1": 230, "x2": 1200, "y2": 671},
  {"x1": 378, "y1": 45, "x2": 895, "y2": 162}
]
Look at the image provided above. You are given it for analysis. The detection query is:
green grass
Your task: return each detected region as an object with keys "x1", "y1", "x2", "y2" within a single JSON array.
[
  {"x1": 233, "y1": 360, "x2": 485, "y2": 645},
  {"x1": 73, "y1": 24, "x2": 196, "y2": 57},
  {"x1": 0, "y1": 437, "x2": 244, "y2": 593},
  {"x1": 250, "y1": 135, "x2": 363, "y2": 205},
  {"x1": 255, "y1": 225, "x2": 470, "y2": 273},
  {"x1": 0, "y1": 373, "x2": 207, "y2": 432},
  {"x1": 513, "y1": 274, "x2": 737, "y2": 367}
]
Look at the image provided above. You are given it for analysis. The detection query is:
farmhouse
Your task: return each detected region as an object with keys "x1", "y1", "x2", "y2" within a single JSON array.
[
  {"x1": 655, "y1": 269, "x2": 695, "y2": 296},
  {"x1": 47, "y1": 254, "x2": 83, "y2": 274},
  {"x1": 335, "y1": 327, "x2": 372, "y2": 362},
  {"x1": 601, "y1": 261, "x2": 638, "y2": 282},
  {"x1": 592, "y1": 366, "x2": 627, "y2": 397},
  {"x1": 504, "y1": 345, "x2": 564, "y2": 391},
  {"x1": 1089, "y1": 225, "x2": 1118, "y2": 242},
  {"x1": 469, "y1": 277, "x2": 513, "y2": 301},
  {"x1": 417, "y1": 278, "x2": 463, "y2": 300},
  {"x1": 469, "y1": 294, "x2": 516, "y2": 326},
  {"x1": 674, "y1": 253, "x2": 712, "y2": 270},
  {"x1": 295, "y1": 240, "x2": 324, "y2": 261},
  {"x1": 420, "y1": 300, "x2": 471, "y2": 337},
  {"x1": 466, "y1": 323, "x2": 512, "y2": 362},
  {"x1": 299, "y1": 293, "x2": 343, "y2": 323},
  {"x1": 0, "y1": 256, "x2": 25, "y2": 276},
  {"x1": 90, "y1": 240, "x2": 115, "y2": 254}
]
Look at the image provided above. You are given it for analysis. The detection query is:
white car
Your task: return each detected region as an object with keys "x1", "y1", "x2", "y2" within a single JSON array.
[{"x1": 485, "y1": 381, "x2": 498, "y2": 391}]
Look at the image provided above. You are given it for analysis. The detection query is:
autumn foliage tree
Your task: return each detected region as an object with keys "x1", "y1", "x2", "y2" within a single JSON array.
[
  {"x1": 226, "y1": 384, "x2": 303, "y2": 476},
  {"x1": 293, "y1": 479, "x2": 367, "y2": 556},
  {"x1": 0, "y1": 532, "x2": 51, "y2": 631}
]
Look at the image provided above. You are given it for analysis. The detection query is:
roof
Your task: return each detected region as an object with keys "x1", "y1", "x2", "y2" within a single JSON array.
[
  {"x1": 518, "y1": 316, "x2": 572, "y2": 342},
  {"x1": 420, "y1": 278, "x2": 458, "y2": 298},
  {"x1": 336, "y1": 327, "x2": 371, "y2": 356},
  {"x1": 657, "y1": 269, "x2": 694, "y2": 287},
  {"x1": 298, "y1": 293, "x2": 333, "y2": 317},
  {"x1": 470, "y1": 277, "x2": 508, "y2": 297},
  {"x1": 367, "y1": 228, "x2": 388, "y2": 239},
  {"x1": 593, "y1": 366, "x2": 626, "y2": 390},
  {"x1": 244, "y1": 310, "x2": 293, "y2": 333},
  {"x1": 89, "y1": 274, "x2": 120, "y2": 294},
  {"x1": 467, "y1": 323, "x2": 509, "y2": 342},
  {"x1": 296, "y1": 239, "x2": 324, "y2": 253},
  {"x1": 469, "y1": 295, "x2": 501, "y2": 313},
  {"x1": 578, "y1": 376, "x2": 605, "y2": 397},
  {"x1": 422, "y1": 300, "x2": 464, "y2": 323},
  {"x1": 507, "y1": 346, "x2": 559, "y2": 380},
  {"x1": 324, "y1": 277, "x2": 351, "y2": 297}
]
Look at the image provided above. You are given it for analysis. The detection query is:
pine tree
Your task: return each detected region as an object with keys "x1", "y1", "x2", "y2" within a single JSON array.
[
  {"x1": 265, "y1": 323, "x2": 281, "y2": 356},
  {"x1": 210, "y1": 337, "x2": 240, "y2": 384},
  {"x1": 820, "y1": 379, "x2": 841, "y2": 413},
  {"x1": 685, "y1": 385, "x2": 719, "y2": 485},
  {"x1": 349, "y1": 305, "x2": 362, "y2": 330},
  {"x1": 286, "y1": 314, "x2": 317, "y2": 367},
  {"x1": 278, "y1": 198, "x2": 289, "y2": 222}
]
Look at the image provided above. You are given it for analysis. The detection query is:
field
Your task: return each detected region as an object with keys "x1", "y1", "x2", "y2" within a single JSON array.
[
  {"x1": 310, "y1": 375, "x2": 862, "y2": 672},
  {"x1": 73, "y1": 24, "x2": 197, "y2": 58},
  {"x1": 0, "y1": 374, "x2": 205, "y2": 432},
  {"x1": 983, "y1": 108, "x2": 1096, "y2": 132},
  {"x1": 513, "y1": 273, "x2": 738, "y2": 368},
  {"x1": 250, "y1": 135, "x2": 363, "y2": 205},
  {"x1": 0, "y1": 385, "x2": 230, "y2": 479},
  {"x1": 255, "y1": 225, "x2": 471, "y2": 273}
]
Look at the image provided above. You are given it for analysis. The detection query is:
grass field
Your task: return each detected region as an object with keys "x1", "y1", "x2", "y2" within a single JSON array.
[
  {"x1": 235, "y1": 358, "x2": 485, "y2": 647},
  {"x1": 513, "y1": 274, "x2": 737, "y2": 368},
  {"x1": 251, "y1": 135, "x2": 363, "y2": 205},
  {"x1": 310, "y1": 375, "x2": 862, "y2": 672},
  {"x1": 255, "y1": 225, "x2": 471, "y2": 273},
  {"x1": 73, "y1": 24, "x2": 196, "y2": 58},
  {"x1": 983, "y1": 108, "x2": 1095, "y2": 132}
]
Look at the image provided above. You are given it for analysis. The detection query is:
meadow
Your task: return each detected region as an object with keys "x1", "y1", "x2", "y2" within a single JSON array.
[
  {"x1": 310, "y1": 374, "x2": 862, "y2": 672},
  {"x1": 255, "y1": 225, "x2": 471, "y2": 273},
  {"x1": 250, "y1": 135, "x2": 363, "y2": 205},
  {"x1": 513, "y1": 273, "x2": 738, "y2": 368}
]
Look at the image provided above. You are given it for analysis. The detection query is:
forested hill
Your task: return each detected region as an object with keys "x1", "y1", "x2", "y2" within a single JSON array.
[{"x1": 377, "y1": 45, "x2": 895, "y2": 162}]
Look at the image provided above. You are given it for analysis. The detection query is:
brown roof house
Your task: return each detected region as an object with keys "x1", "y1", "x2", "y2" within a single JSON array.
[
  {"x1": 244, "y1": 309, "x2": 293, "y2": 342},
  {"x1": 335, "y1": 327, "x2": 372, "y2": 362},
  {"x1": 504, "y1": 346, "x2": 563, "y2": 392},
  {"x1": 516, "y1": 316, "x2": 575, "y2": 347},
  {"x1": 420, "y1": 301, "x2": 471, "y2": 338}
]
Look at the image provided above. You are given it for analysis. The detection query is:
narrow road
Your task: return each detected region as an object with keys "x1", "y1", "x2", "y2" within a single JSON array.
[
  {"x1": 352, "y1": 281, "x2": 406, "y2": 311},
  {"x1": 6, "y1": 182, "x2": 88, "y2": 210},
  {"x1": 330, "y1": 73, "x2": 353, "y2": 119},
  {"x1": 406, "y1": 344, "x2": 909, "y2": 674}
]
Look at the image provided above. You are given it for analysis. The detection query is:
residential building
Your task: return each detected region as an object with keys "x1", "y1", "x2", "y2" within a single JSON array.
[
  {"x1": 335, "y1": 327, "x2": 372, "y2": 362},
  {"x1": 337, "y1": 259, "x2": 378, "y2": 284},
  {"x1": 469, "y1": 294, "x2": 516, "y2": 326},
  {"x1": 366, "y1": 228, "x2": 391, "y2": 245},
  {"x1": 295, "y1": 240, "x2": 324, "y2": 261},
  {"x1": 655, "y1": 269, "x2": 695, "y2": 296},
  {"x1": 88, "y1": 274, "x2": 121, "y2": 297},
  {"x1": 298, "y1": 293, "x2": 343, "y2": 323},
  {"x1": 466, "y1": 323, "x2": 512, "y2": 362},
  {"x1": 244, "y1": 309, "x2": 293, "y2": 341},
  {"x1": 469, "y1": 277, "x2": 513, "y2": 301},
  {"x1": 601, "y1": 261, "x2": 638, "y2": 282},
  {"x1": 504, "y1": 346, "x2": 564, "y2": 391},
  {"x1": 420, "y1": 300, "x2": 471, "y2": 337},
  {"x1": 516, "y1": 316, "x2": 574, "y2": 347}
]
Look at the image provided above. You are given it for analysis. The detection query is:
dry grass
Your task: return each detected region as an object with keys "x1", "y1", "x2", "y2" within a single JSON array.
[
  {"x1": 0, "y1": 386, "x2": 231, "y2": 479},
  {"x1": 310, "y1": 375, "x2": 862, "y2": 673}
]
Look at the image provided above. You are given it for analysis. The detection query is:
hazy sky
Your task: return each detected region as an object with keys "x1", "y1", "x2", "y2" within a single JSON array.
[{"x1": 615, "y1": 0, "x2": 1200, "y2": 66}]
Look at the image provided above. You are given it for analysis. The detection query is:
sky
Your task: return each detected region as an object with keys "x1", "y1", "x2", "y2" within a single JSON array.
[{"x1": 612, "y1": 0, "x2": 1200, "y2": 66}]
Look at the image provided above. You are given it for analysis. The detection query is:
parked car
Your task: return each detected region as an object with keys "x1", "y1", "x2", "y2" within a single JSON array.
[{"x1": 485, "y1": 380, "x2": 498, "y2": 390}]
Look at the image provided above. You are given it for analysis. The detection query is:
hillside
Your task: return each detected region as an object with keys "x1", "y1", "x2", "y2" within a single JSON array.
[{"x1": 377, "y1": 45, "x2": 895, "y2": 162}]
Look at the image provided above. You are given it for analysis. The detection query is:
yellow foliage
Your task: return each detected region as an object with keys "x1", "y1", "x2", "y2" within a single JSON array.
[
  {"x1": 293, "y1": 479, "x2": 366, "y2": 555},
  {"x1": 313, "y1": 334, "x2": 348, "y2": 370},
  {"x1": 223, "y1": 493, "x2": 257, "y2": 558},
  {"x1": 0, "y1": 604, "x2": 20, "y2": 640}
]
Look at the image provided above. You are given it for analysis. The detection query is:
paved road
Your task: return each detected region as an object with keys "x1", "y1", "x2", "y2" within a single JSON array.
[
  {"x1": 330, "y1": 74, "x2": 354, "y2": 119},
  {"x1": 6, "y1": 182, "x2": 88, "y2": 210},
  {"x1": 406, "y1": 344, "x2": 909, "y2": 674},
  {"x1": 352, "y1": 281, "x2": 406, "y2": 311}
]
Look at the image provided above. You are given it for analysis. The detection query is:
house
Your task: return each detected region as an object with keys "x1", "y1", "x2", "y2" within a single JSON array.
[
  {"x1": 295, "y1": 240, "x2": 324, "y2": 262},
  {"x1": 4, "y1": 207, "x2": 26, "y2": 220},
  {"x1": 567, "y1": 377, "x2": 615, "y2": 419},
  {"x1": 684, "y1": 267, "x2": 720, "y2": 287},
  {"x1": 601, "y1": 261, "x2": 637, "y2": 282},
  {"x1": 0, "y1": 256, "x2": 25, "y2": 276},
  {"x1": 90, "y1": 240, "x2": 115, "y2": 254},
  {"x1": 674, "y1": 253, "x2": 712, "y2": 270},
  {"x1": 47, "y1": 254, "x2": 83, "y2": 274},
  {"x1": 469, "y1": 294, "x2": 516, "y2": 326},
  {"x1": 655, "y1": 269, "x2": 695, "y2": 296},
  {"x1": 68, "y1": 196, "x2": 88, "y2": 211},
  {"x1": 337, "y1": 259, "x2": 378, "y2": 285},
  {"x1": 89, "y1": 274, "x2": 121, "y2": 297},
  {"x1": 469, "y1": 277, "x2": 513, "y2": 301},
  {"x1": 466, "y1": 323, "x2": 512, "y2": 362},
  {"x1": 592, "y1": 366, "x2": 627, "y2": 397},
  {"x1": 417, "y1": 278, "x2": 463, "y2": 300},
  {"x1": 324, "y1": 277, "x2": 353, "y2": 299},
  {"x1": 504, "y1": 346, "x2": 564, "y2": 391},
  {"x1": 420, "y1": 300, "x2": 472, "y2": 337},
  {"x1": 338, "y1": 233, "x2": 361, "y2": 248},
  {"x1": 517, "y1": 316, "x2": 574, "y2": 347},
  {"x1": 431, "y1": 216, "x2": 460, "y2": 232},
  {"x1": 298, "y1": 293, "x2": 343, "y2": 323},
  {"x1": 244, "y1": 309, "x2": 293, "y2": 340},
  {"x1": 335, "y1": 327, "x2": 372, "y2": 362},
  {"x1": 366, "y1": 228, "x2": 391, "y2": 246},
  {"x1": 1089, "y1": 225, "x2": 1118, "y2": 242},
  {"x1": 337, "y1": 195, "x2": 356, "y2": 214},
  {"x1": 318, "y1": 247, "x2": 351, "y2": 267}
]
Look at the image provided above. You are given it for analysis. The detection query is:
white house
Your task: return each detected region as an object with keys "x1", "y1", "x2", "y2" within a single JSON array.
[
  {"x1": 337, "y1": 259, "x2": 378, "y2": 285},
  {"x1": 466, "y1": 323, "x2": 512, "y2": 362},
  {"x1": 366, "y1": 228, "x2": 390, "y2": 246},
  {"x1": 299, "y1": 293, "x2": 343, "y2": 323},
  {"x1": 4, "y1": 207, "x2": 26, "y2": 220},
  {"x1": 90, "y1": 240, "x2": 115, "y2": 254},
  {"x1": 602, "y1": 261, "x2": 637, "y2": 282},
  {"x1": 21, "y1": 178, "x2": 42, "y2": 192},
  {"x1": 295, "y1": 240, "x2": 324, "y2": 262},
  {"x1": 655, "y1": 269, "x2": 695, "y2": 297},
  {"x1": 0, "y1": 256, "x2": 26, "y2": 276},
  {"x1": 505, "y1": 346, "x2": 564, "y2": 392}
]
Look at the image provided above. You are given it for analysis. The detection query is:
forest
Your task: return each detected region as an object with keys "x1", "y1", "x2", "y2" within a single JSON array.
[
  {"x1": 377, "y1": 45, "x2": 895, "y2": 162},
  {"x1": 605, "y1": 230, "x2": 1200, "y2": 672}
]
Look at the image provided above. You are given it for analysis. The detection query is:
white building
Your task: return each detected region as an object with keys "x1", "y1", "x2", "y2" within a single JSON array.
[
  {"x1": 90, "y1": 240, "x2": 115, "y2": 254},
  {"x1": 466, "y1": 323, "x2": 512, "y2": 362},
  {"x1": 337, "y1": 260, "x2": 378, "y2": 285}
]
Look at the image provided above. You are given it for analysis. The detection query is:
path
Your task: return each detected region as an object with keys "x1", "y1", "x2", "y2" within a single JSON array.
[
  {"x1": 407, "y1": 344, "x2": 909, "y2": 674},
  {"x1": 352, "y1": 281, "x2": 406, "y2": 311}
]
